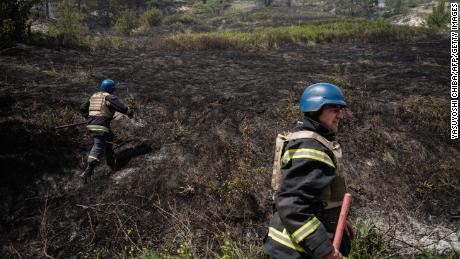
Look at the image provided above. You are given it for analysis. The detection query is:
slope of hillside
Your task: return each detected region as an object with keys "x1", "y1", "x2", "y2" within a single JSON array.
[{"x1": 0, "y1": 4, "x2": 457, "y2": 258}]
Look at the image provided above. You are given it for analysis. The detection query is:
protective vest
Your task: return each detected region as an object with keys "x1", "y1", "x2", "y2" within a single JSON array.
[
  {"x1": 88, "y1": 92, "x2": 113, "y2": 118},
  {"x1": 272, "y1": 130, "x2": 345, "y2": 209}
]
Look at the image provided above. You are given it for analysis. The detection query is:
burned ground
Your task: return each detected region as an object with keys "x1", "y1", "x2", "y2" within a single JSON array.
[{"x1": 0, "y1": 33, "x2": 458, "y2": 257}]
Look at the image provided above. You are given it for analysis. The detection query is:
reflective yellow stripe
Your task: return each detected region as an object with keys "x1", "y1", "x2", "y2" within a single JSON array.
[
  {"x1": 86, "y1": 125, "x2": 110, "y2": 133},
  {"x1": 282, "y1": 148, "x2": 335, "y2": 168},
  {"x1": 292, "y1": 217, "x2": 322, "y2": 243},
  {"x1": 268, "y1": 227, "x2": 306, "y2": 253},
  {"x1": 106, "y1": 141, "x2": 114, "y2": 145},
  {"x1": 88, "y1": 155, "x2": 100, "y2": 161}
]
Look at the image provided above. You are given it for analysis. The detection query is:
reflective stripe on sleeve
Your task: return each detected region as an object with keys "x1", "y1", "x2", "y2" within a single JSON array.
[
  {"x1": 292, "y1": 217, "x2": 322, "y2": 243},
  {"x1": 86, "y1": 125, "x2": 110, "y2": 133},
  {"x1": 282, "y1": 148, "x2": 335, "y2": 168},
  {"x1": 88, "y1": 155, "x2": 100, "y2": 161},
  {"x1": 268, "y1": 227, "x2": 307, "y2": 253}
]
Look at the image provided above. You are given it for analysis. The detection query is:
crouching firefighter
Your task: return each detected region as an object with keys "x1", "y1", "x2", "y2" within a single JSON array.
[
  {"x1": 263, "y1": 83, "x2": 354, "y2": 259},
  {"x1": 79, "y1": 79, "x2": 133, "y2": 184}
]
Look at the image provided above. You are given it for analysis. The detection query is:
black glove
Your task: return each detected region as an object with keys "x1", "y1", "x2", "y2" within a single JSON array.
[{"x1": 127, "y1": 109, "x2": 134, "y2": 118}]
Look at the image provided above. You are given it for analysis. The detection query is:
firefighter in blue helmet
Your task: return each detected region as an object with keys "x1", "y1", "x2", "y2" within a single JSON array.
[
  {"x1": 263, "y1": 83, "x2": 354, "y2": 259},
  {"x1": 79, "y1": 79, "x2": 133, "y2": 183}
]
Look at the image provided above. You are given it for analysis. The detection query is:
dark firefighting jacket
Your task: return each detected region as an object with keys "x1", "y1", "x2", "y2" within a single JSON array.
[
  {"x1": 263, "y1": 116, "x2": 350, "y2": 259},
  {"x1": 80, "y1": 92, "x2": 129, "y2": 134}
]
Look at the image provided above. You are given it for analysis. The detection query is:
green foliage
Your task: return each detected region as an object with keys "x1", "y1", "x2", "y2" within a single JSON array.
[
  {"x1": 219, "y1": 233, "x2": 267, "y2": 259},
  {"x1": 137, "y1": 234, "x2": 267, "y2": 259},
  {"x1": 113, "y1": 9, "x2": 140, "y2": 35},
  {"x1": 85, "y1": 0, "x2": 125, "y2": 27},
  {"x1": 334, "y1": 0, "x2": 376, "y2": 17},
  {"x1": 164, "y1": 14, "x2": 196, "y2": 25},
  {"x1": 0, "y1": 0, "x2": 39, "y2": 47},
  {"x1": 425, "y1": 0, "x2": 450, "y2": 30},
  {"x1": 35, "y1": 106, "x2": 82, "y2": 130},
  {"x1": 141, "y1": 8, "x2": 163, "y2": 27},
  {"x1": 386, "y1": 0, "x2": 409, "y2": 15},
  {"x1": 245, "y1": 11, "x2": 270, "y2": 22},
  {"x1": 350, "y1": 219, "x2": 389, "y2": 258},
  {"x1": 194, "y1": 0, "x2": 231, "y2": 15},
  {"x1": 86, "y1": 35, "x2": 124, "y2": 53},
  {"x1": 147, "y1": 0, "x2": 175, "y2": 9},
  {"x1": 417, "y1": 249, "x2": 460, "y2": 259},
  {"x1": 48, "y1": 0, "x2": 88, "y2": 46},
  {"x1": 164, "y1": 19, "x2": 424, "y2": 51}
]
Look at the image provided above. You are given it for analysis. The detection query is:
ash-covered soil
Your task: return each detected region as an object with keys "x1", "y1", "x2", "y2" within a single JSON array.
[{"x1": 0, "y1": 35, "x2": 458, "y2": 257}]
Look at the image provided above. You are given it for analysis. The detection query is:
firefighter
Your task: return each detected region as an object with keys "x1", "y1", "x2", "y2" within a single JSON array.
[
  {"x1": 79, "y1": 79, "x2": 133, "y2": 184},
  {"x1": 263, "y1": 83, "x2": 353, "y2": 259}
]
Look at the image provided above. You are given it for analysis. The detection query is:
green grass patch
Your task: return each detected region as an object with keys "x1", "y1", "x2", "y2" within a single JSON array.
[
  {"x1": 400, "y1": 95, "x2": 449, "y2": 135},
  {"x1": 350, "y1": 219, "x2": 389, "y2": 258},
  {"x1": 163, "y1": 19, "x2": 425, "y2": 51},
  {"x1": 34, "y1": 106, "x2": 82, "y2": 130}
]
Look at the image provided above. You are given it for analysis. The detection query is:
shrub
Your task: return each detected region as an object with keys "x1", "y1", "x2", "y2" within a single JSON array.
[
  {"x1": 48, "y1": 0, "x2": 88, "y2": 46},
  {"x1": 0, "y1": 0, "x2": 38, "y2": 48},
  {"x1": 164, "y1": 14, "x2": 196, "y2": 25},
  {"x1": 113, "y1": 9, "x2": 139, "y2": 36},
  {"x1": 219, "y1": 233, "x2": 267, "y2": 259},
  {"x1": 194, "y1": 0, "x2": 230, "y2": 15},
  {"x1": 350, "y1": 219, "x2": 389, "y2": 258},
  {"x1": 425, "y1": 0, "x2": 450, "y2": 30},
  {"x1": 85, "y1": 35, "x2": 124, "y2": 53},
  {"x1": 141, "y1": 8, "x2": 163, "y2": 27},
  {"x1": 35, "y1": 106, "x2": 82, "y2": 130}
]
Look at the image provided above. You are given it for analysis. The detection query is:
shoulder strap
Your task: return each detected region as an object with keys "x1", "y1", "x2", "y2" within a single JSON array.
[
  {"x1": 286, "y1": 131, "x2": 339, "y2": 153},
  {"x1": 271, "y1": 133, "x2": 288, "y2": 192}
]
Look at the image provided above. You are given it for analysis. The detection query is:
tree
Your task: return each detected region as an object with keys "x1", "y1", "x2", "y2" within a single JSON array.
[
  {"x1": 426, "y1": 0, "x2": 450, "y2": 30},
  {"x1": 85, "y1": 0, "x2": 124, "y2": 27},
  {"x1": 0, "y1": 0, "x2": 41, "y2": 48},
  {"x1": 48, "y1": 0, "x2": 88, "y2": 45}
]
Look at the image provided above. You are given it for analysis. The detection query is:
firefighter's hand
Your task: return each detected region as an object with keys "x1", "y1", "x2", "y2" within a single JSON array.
[
  {"x1": 322, "y1": 247, "x2": 342, "y2": 259},
  {"x1": 127, "y1": 109, "x2": 134, "y2": 119},
  {"x1": 345, "y1": 220, "x2": 355, "y2": 240}
]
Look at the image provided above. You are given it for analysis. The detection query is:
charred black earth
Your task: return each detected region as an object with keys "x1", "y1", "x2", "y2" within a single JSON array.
[{"x1": 0, "y1": 35, "x2": 458, "y2": 257}]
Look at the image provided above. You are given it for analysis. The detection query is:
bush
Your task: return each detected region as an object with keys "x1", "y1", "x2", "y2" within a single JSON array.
[
  {"x1": 48, "y1": 0, "x2": 88, "y2": 46},
  {"x1": 350, "y1": 219, "x2": 389, "y2": 258},
  {"x1": 141, "y1": 8, "x2": 163, "y2": 27},
  {"x1": 1, "y1": 0, "x2": 40, "y2": 48},
  {"x1": 85, "y1": 35, "x2": 124, "y2": 53},
  {"x1": 164, "y1": 14, "x2": 196, "y2": 25},
  {"x1": 113, "y1": 9, "x2": 139, "y2": 36},
  {"x1": 194, "y1": 0, "x2": 231, "y2": 15},
  {"x1": 425, "y1": 1, "x2": 450, "y2": 30}
]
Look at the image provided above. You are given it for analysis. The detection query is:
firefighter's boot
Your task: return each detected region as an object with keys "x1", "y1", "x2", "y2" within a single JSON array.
[{"x1": 80, "y1": 160, "x2": 97, "y2": 184}]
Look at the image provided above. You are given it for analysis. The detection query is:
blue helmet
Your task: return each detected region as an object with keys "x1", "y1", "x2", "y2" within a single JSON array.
[
  {"x1": 100, "y1": 79, "x2": 116, "y2": 93},
  {"x1": 299, "y1": 83, "x2": 347, "y2": 112}
]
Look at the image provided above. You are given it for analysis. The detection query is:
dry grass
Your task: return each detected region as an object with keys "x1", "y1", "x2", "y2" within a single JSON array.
[
  {"x1": 33, "y1": 106, "x2": 82, "y2": 130},
  {"x1": 162, "y1": 19, "x2": 425, "y2": 51},
  {"x1": 400, "y1": 95, "x2": 449, "y2": 135}
]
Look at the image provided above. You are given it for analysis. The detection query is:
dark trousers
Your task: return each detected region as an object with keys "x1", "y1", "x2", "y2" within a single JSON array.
[{"x1": 85, "y1": 132, "x2": 116, "y2": 174}]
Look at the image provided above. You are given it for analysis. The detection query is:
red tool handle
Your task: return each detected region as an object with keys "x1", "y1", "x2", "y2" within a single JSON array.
[{"x1": 332, "y1": 193, "x2": 352, "y2": 250}]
